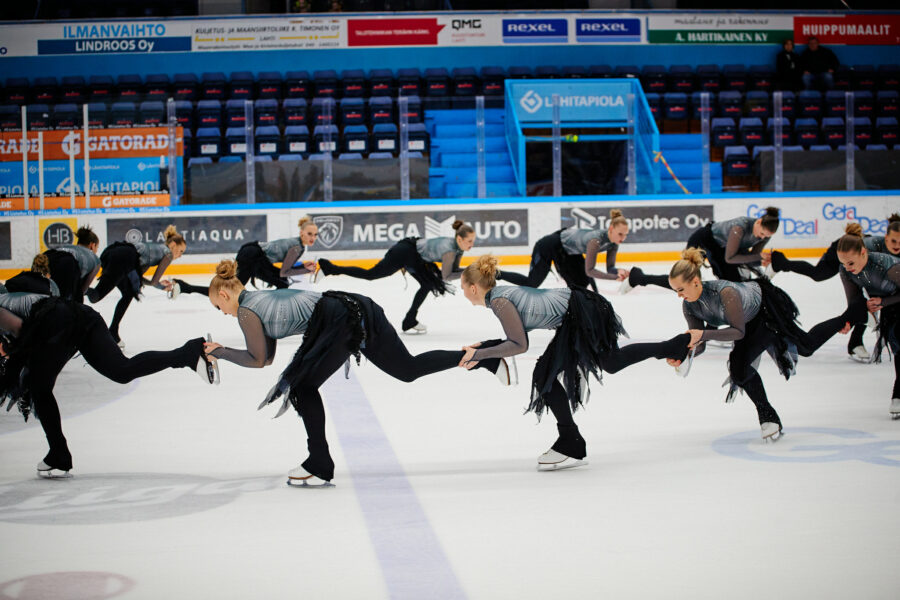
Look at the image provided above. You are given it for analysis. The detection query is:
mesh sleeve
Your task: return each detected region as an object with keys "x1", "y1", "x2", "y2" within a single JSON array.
[
  {"x1": 699, "y1": 286, "x2": 747, "y2": 342},
  {"x1": 147, "y1": 254, "x2": 173, "y2": 289},
  {"x1": 682, "y1": 302, "x2": 707, "y2": 357},
  {"x1": 279, "y1": 246, "x2": 310, "y2": 277},
  {"x1": 210, "y1": 306, "x2": 276, "y2": 368},
  {"x1": 441, "y1": 251, "x2": 463, "y2": 281},
  {"x1": 584, "y1": 238, "x2": 617, "y2": 280},
  {"x1": 879, "y1": 263, "x2": 900, "y2": 307},
  {"x1": 471, "y1": 297, "x2": 529, "y2": 360},
  {"x1": 0, "y1": 307, "x2": 23, "y2": 337},
  {"x1": 82, "y1": 265, "x2": 100, "y2": 293},
  {"x1": 724, "y1": 225, "x2": 765, "y2": 265},
  {"x1": 840, "y1": 270, "x2": 864, "y2": 306}
]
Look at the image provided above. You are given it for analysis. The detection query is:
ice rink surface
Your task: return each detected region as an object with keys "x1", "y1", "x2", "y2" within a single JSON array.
[{"x1": 1, "y1": 262, "x2": 898, "y2": 600}]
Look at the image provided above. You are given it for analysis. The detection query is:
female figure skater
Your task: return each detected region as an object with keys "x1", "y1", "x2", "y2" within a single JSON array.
[
  {"x1": 202, "y1": 259, "x2": 509, "y2": 486},
  {"x1": 0, "y1": 293, "x2": 217, "y2": 479},
  {"x1": 171, "y1": 216, "x2": 320, "y2": 298},
  {"x1": 496, "y1": 208, "x2": 630, "y2": 290},
  {"x1": 764, "y1": 216, "x2": 900, "y2": 361},
  {"x1": 663, "y1": 247, "x2": 844, "y2": 441},
  {"x1": 44, "y1": 226, "x2": 101, "y2": 303},
  {"x1": 832, "y1": 228, "x2": 900, "y2": 418},
  {"x1": 5, "y1": 255, "x2": 60, "y2": 297},
  {"x1": 86, "y1": 225, "x2": 186, "y2": 345},
  {"x1": 623, "y1": 208, "x2": 780, "y2": 292},
  {"x1": 317, "y1": 220, "x2": 476, "y2": 334},
  {"x1": 459, "y1": 256, "x2": 692, "y2": 471}
]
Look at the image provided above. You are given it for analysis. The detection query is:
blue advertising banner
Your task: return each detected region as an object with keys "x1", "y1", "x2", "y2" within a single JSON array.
[
  {"x1": 502, "y1": 19, "x2": 568, "y2": 44},
  {"x1": 38, "y1": 37, "x2": 192, "y2": 55},
  {"x1": 0, "y1": 157, "x2": 181, "y2": 197},
  {"x1": 575, "y1": 18, "x2": 641, "y2": 43},
  {"x1": 507, "y1": 80, "x2": 636, "y2": 123}
]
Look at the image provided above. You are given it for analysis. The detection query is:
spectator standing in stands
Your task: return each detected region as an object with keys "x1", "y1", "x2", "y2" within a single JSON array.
[
  {"x1": 801, "y1": 37, "x2": 839, "y2": 91},
  {"x1": 775, "y1": 38, "x2": 801, "y2": 91}
]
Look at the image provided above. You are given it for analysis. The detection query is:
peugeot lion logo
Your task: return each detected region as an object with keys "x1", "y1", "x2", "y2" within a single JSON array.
[
  {"x1": 520, "y1": 90, "x2": 543, "y2": 114},
  {"x1": 313, "y1": 215, "x2": 343, "y2": 249}
]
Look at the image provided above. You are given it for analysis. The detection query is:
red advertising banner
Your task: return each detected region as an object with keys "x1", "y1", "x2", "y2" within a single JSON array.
[
  {"x1": 0, "y1": 127, "x2": 184, "y2": 162},
  {"x1": 0, "y1": 194, "x2": 170, "y2": 211},
  {"x1": 347, "y1": 18, "x2": 444, "y2": 47},
  {"x1": 794, "y1": 15, "x2": 900, "y2": 45}
]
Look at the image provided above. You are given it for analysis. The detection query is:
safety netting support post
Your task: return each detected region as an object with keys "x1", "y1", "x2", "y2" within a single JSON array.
[
  {"x1": 167, "y1": 98, "x2": 178, "y2": 205},
  {"x1": 701, "y1": 92, "x2": 711, "y2": 195},
  {"x1": 68, "y1": 122, "x2": 76, "y2": 209},
  {"x1": 399, "y1": 95, "x2": 410, "y2": 201},
  {"x1": 773, "y1": 91, "x2": 784, "y2": 193},
  {"x1": 845, "y1": 91, "x2": 855, "y2": 192},
  {"x1": 82, "y1": 103, "x2": 91, "y2": 207},
  {"x1": 551, "y1": 94, "x2": 562, "y2": 197},
  {"x1": 476, "y1": 95, "x2": 487, "y2": 199},
  {"x1": 244, "y1": 100, "x2": 256, "y2": 203},
  {"x1": 324, "y1": 98, "x2": 334, "y2": 203},
  {"x1": 626, "y1": 93, "x2": 637, "y2": 196},
  {"x1": 20, "y1": 106, "x2": 28, "y2": 210}
]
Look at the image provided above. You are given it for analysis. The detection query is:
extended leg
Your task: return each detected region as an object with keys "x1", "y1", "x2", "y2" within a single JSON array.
[
  {"x1": 364, "y1": 306, "x2": 463, "y2": 381},
  {"x1": 602, "y1": 333, "x2": 691, "y2": 374},
  {"x1": 319, "y1": 243, "x2": 411, "y2": 280},
  {"x1": 107, "y1": 280, "x2": 135, "y2": 342},
  {"x1": 497, "y1": 253, "x2": 553, "y2": 288},
  {"x1": 545, "y1": 381, "x2": 586, "y2": 460},
  {"x1": 174, "y1": 280, "x2": 210, "y2": 295},
  {"x1": 28, "y1": 348, "x2": 77, "y2": 471},
  {"x1": 401, "y1": 285, "x2": 431, "y2": 332}
]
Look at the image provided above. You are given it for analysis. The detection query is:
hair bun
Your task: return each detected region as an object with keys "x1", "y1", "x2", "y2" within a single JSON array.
[
  {"x1": 215, "y1": 259, "x2": 238, "y2": 280},
  {"x1": 681, "y1": 247, "x2": 706, "y2": 266},
  {"x1": 609, "y1": 209, "x2": 623, "y2": 219},
  {"x1": 452, "y1": 219, "x2": 464, "y2": 231},
  {"x1": 298, "y1": 215, "x2": 313, "y2": 228},
  {"x1": 844, "y1": 222, "x2": 864, "y2": 237},
  {"x1": 887, "y1": 212, "x2": 900, "y2": 224},
  {"x1": 765, "y1": 206, "x2": 779, "y2": 217}
]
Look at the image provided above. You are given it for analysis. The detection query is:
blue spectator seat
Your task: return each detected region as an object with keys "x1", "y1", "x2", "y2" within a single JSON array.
[
  {"x1": 535, "y1": 65, "x2": 560, "y2": 79},
  {"x1": 852, "y1": 90, "x2": 875, "y2": 118},
  {"x1": 307, "y1": 153, "x2": 328, "y2": 161},
  {"x1": 225, "y1": 99, "x2": 248, "y2": 129},
  {"x1": 745, "y1": 91, "x2": 770, "y2": 120},
  {"x1": 51, "y1": 104, "x2": 78, "y2": 129},
  {"x1": 229, "y1": 72, "x2": 254, "y2": 101},
  {"x1": 278, "y1": 153, "x2": 303, "y2": 161},
  {"x1": 60, "y1": 76, "x2": 86, "y2": 104},
  {"x1": 255, "y1": 126, "x2": 281, "y2": 156},
  {"x1": 562, "y1": 65, "x2": 587, "y2": 79},
  {"x1": 144, "y1": 74, "x2": 170, "y2": 101},
  {"x1": 254, "y1": 99, "x2": 279, "y2": 128},
  {"x1": 284, "y1": 126, "x2": 310, "y2": 155},
  {"x1": 187, "y1": 157, "x2": 213, "y2": 167},
  {"x1": 138, "y1": 101, "x2": 165, "y2": 127},
  {"x1": 368, "y1": 152, "x2": 393, "y2": 159},
  {"x1": 614, "y1": 65, "x2": 640, "y2": 79},
  {"x1": 110, "y1": 102, "x2": 136, "y2": 128},
  {"x1": 195, "y1": 127, "x2": 223, "y2": 158},
  {"x1": 173, "y1": 73, "x2": 198, "y2": 102},
  {"x1": 718, "y1": 91, "x2": 743, "y2": 118},
  {"x1": 424, "y1": 68, "x2": 451, "y2": 109},
  {"x1": 663, "y1": 93, "x2": 688, "y2": 121},
  {"x1": 117, "y1": 74, "x2": 142, "y2": 102},
  {"x1": 341, "y1": 69, "x2": 366, "y2": 98},
  {"x1": 33, "y1": 77, "x2": 58, "y2": 104},
  {"x1": 739, "y1": 117, "x2": 764, "y2": 147},
  {"x1": 751, "y1": 145, "x2": 773, "y2": 161},
  {"x1": 589, "y1": 65, "x2": 612, "y2": 78},
  {"x1": 766, "y1": 117, "x2": 792, "y2": 145},
  {"x1": 311, "y1": 97, "x2": 337, "y2": 126},
  {"x1": 508, "y1": 66, "x2": 532, "y2": 79},
  {"x1": 848, "y1": 117, "x2": 873, "y2": 148},
  {"x1": 696, "y1": 65, "x2": 721, "y2": 93},
  {"x1": 0, "y1": 105, "x2": 20, "y2": 130},
  {"x1": 668, "y1": 65, "x2": 694, "y2": 93},
  {"x1": 174, "y1": 100, "x2": 193, "y2": 130},
  {"x1": 369, "y1": 69, "x2": 394, "y2": 97},
  {"x1": 641, "y1": 65, "x2": 667, "y2": 93},
  {"x1": 452, "y1": 67, "x2": 479, "y2": 96},
  {"x1": 313, "y1": 70, "x2": 339, "y2": 98},
  {"x1": 875, "y1": 117, "x2": 898, "y2": 147},
  {"x1": 480, "y1": 67, "x2": 505, "y2": 97},
  {"x1": 399, "y1": 95, "x2": 423, "y2": 123},
  {"x1": 644, "y1": 93, "x2": 661, "y2": 121},
  {"x1": 774, "y1": 90, "x2": 796, "y2": 120},
  {"x1": 405, "y1": 122, "x2": 429, "y2": 153},
  {"x1": 690, "y1": 91, "x2": 715, "y2": 120},
  {"x1": 283, "y1": 98, "x2": 308, "y2": 127},
  {"x1": 285, "y1": 71, "x2": 310, "y2": 99},
  {"x1": 852, "y1": 64, "x2": 876, "y2": 92},
  {"x1": 86, "y1": 103, "x2": 107, "y2": 128},
  {"x1": 196, "y1": 100, "x2": 223, "y2": 130},
  {"x1": 219, "y1": 156, "x2": 242, "y2": 163},
  {"x1": 794, "y1": 118, "x2": 820, "y2": 148},
  {"x1": 338, "y1": 153, "x2": 363, "y2": 160},
  {"x1": 749, "y1": 65, "x2": 775, "y2": 92},
  {"x1": 369, "y1": 97, "x2": 394, "y2": 125},
  {"x1": 877, "y1": 64, "x2": 899, "y2": 91},
  {"x1": 722, "y1": 64, "x2": 748, "y2": 92},
  {"x1": 877, "y1": 91, "x2": 899, "y2": 118},
  {"x1": 825, "y1": 90, "x2": 847, "y2": 118},
  {"x1": 711, "y1": 118, "x2": 737, "y2": 147},
  {"x1": 255, "y1": 155, "x2": 273, "y2": 162},
  {"x1": 372, "y1": 122, "x2": 398, "y2": 152},
  {"x1": 723, "y1": 145, "x2": 751, "y2": 176},
  {"x1": 809, "y1": 145, "x2": 832, "y2": 151},
  {"x1": 865, "y1": 144, "x2": 888, "y2": 151},
  {"x1": 225, "y1": 127, "x2": 247, "y2": 156},
  {"x1": 4, "y1": 78, "x2": 28, "y2": 104},
  {"x1": 339, "y1": 98, "x2": 366, "y2": 127},
  {"x1": 342, "y1": 124, "x2": 369, "y2": 154},
  {"x1": 313, "y1": 124, "x2": 339, "y2": 153},
  {"x1": 257, "y1": 72, "x2": 283, "y2": 100},
  {"x1": 833, "y1": 65, "x2": 852, "y2": 91},
  {"x1": 200, "y1": 72, "x2": 227, "y2": 101},
  {"x1": 797, "y1": 90, "x2": 822, "y2": 120},
  {"x1": 89, "y1": 75, "x2": 115, "y2": 102},
  {"x1": 821, "y1": 117, "x2": 846, "y2": 148}
]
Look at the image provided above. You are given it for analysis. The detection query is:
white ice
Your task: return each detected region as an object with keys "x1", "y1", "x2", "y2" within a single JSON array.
[{"x1": 1, "y1": 262, "x2": 898, "y2": 600}]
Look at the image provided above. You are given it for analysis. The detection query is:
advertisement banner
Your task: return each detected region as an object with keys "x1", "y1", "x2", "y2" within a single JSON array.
[
  {"x1": 0, "y1": 21, "x2": 193, "y2": 57},
  {"x1": 508, "y1": 80, "x2": 633, "y2": 123},
  {"x1": 502, "y1": 18, "x2": 568, "y2": 44},
  {"x1": 191, "y1": 17, "x2": 342, "y2": 51},
  {"x1": 347, "y1": 18, "x2": 444, "y2": 47},
  {"x1": 743, "y1": 200, "x2": 892, "y2": 243},
  {"x1": 1, "y1": 157, "x2": 169, "y2": 198},
  {"x1": 38, "y1": 217, "x2": 78, "y2": 252},
  {"x1": 575, "y1": 18, "x2": 642, "y2": 44},
  {"x1": 648, "y1": 14, "x2": 793, "y2": 44},
  {"x1": 560, "y1": 204, "x2": 714, "y2": 243},
  {"x1": 308, "y1": 209, "x2": 528, "y2": 251},
  {"x1": 0, "y1": 194, "x2": 170, "y2": 211},
  {"x1": 106, "y1": 215, "x2": 267, "y2": 255},
  {"x1": 0, "y1": 128, "x2": 184, "y2": 162},
  {"x1": 793, "y1": 15, "x2": 900, "y2": 46}
]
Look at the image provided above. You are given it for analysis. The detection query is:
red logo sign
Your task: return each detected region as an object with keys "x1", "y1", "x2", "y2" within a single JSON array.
[
  {"x1": 348, "y1": 18, "x2": 445, "y2": 47},
  {"x1": 794, "y1": 15, "x2": 900, "y2": 45}
]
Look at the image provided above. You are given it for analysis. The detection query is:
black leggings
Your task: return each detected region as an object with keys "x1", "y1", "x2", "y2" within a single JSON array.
[
  {"x1": 29, "y1": 307, "x2": 202, "y2": 471},
  {"x1": 46, "y1": 250, "x2": 83, "y2": 303},
  {"x1": 497, "y1": 233, "x2": 595, "y2": 290},
  {"x1": 177, "y1": 243, "x2": 288, "y2": 296},
  {"x1": 295, "y1": 303, "x2": 499, "y2": 481},
  {"x1": 728, "y1": 316, "x2": 782, "y2": 426},
  {"x1": 89, "y1": 244, "x2": 142, "y2": 341},
  {"x1": 320, "y1": 242, "x2": 433, "y2": 331}
]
